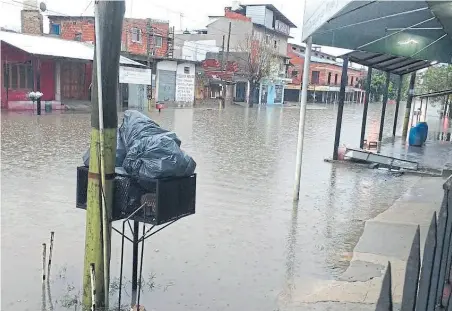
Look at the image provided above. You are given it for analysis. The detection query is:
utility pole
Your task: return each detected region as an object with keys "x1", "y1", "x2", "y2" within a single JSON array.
[
  {"x1": 83, "y1": 1, "x2": 124, "y2": 310},
  {"x1": 222, "y1": 22, "x2": 231, "y2": 108},
  {"x1": 146, "y1": 19, "x2": 152, "y2": 108}
]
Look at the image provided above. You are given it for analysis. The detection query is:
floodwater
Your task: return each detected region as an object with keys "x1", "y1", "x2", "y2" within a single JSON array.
[{"x1": 0, "y1": 101, "x2": 437, "y2": 310}]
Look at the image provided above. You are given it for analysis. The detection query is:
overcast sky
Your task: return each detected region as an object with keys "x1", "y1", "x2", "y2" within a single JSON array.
[{"x1": 0, "y1": 0, "x2": 346, "y2": 55}]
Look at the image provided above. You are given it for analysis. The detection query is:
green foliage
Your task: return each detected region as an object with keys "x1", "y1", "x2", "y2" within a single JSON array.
[
  {"x1": 416, "y1": 64, "x2": 452, "y2": 94},
  {"x1": 363, "y1": 70, "x2": 398, "y2": 100}
]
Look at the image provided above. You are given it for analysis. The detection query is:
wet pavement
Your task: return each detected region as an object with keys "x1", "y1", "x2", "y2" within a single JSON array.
[{"x1": 1, "y1": 101, "x2": 448, "y2": 310}]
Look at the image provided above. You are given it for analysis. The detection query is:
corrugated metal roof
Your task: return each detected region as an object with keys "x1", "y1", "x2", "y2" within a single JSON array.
[
  {"x1": 0, "y1": 31, "x2": 144, "y2": 67},
  {"x1": 343, "y1": 51, "x2": 431, "y2": 75}
]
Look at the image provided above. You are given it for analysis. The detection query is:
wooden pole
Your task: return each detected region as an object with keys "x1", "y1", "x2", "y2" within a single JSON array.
[
  {"x1": 360, "y1": 67, "x2": 372, "y2": 149},
  {"x1": 220, "y1": 35, "x2": 225, "y2": 109},
  {"x1": 47, "y1": 231, "x2": 54, "y2": 278},
  {"x1": 378, "y1": 71, "x2": 390, "y2": 144},
  {"x1": 332, "y1": 56, "x2": 349, "y2": 160},
  {"x1": 82, "y1": 1, "x2": 124, "y2": 309},
  {"x1": 392, "y1": 75, "x2": 403, "y2": 136},
  {"x1": 42, "y1": 243, "x2": 46, "y2": 282},
  {"x1": 222, "y1": 22, "x2": 231, "y2": 108},
  {"x1": 402, "y1": 72, "x2": 416, "y2": 139}
]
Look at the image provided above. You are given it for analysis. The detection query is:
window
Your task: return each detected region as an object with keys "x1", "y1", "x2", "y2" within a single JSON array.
[
  {"x1": 327, "y1": 72, "x2": 332, "y2": 84},
  {"x1": 292, "y1": 46, "x2": 296, "y2": 50},
  {"x1": 50, "y1": 23, "x2": 61, "y2": 35},
  {"x1": 274, "y1": 40, "x2": 277, "y2": 49},
  {"x1": 155, "y1": 35, "x2": 163, "y2": 48},
  {"x1": 131, "y1": 27, "x2": 141, "y2": 42},
  {"x1": 3, "y1": 62, "x2": 33, "y2": 90},
  {"x1": 334, "y1": 73, "x2": 338, "y2": 85},
  {"x1": 311, "y1": 71, "x2": 320, "y2": 84},
  {"x1": 291, "y1": 70, "x2": 298, "y2": 78},
  {"x1": 265, "y1": 34, "x2": 270, "y2": 44},
  {"x1": 350, "y1": 76, "x2": 354, "y2": 86},
  {"x1": 184, "y1": 66, "x2": 190, "y2": 74}
]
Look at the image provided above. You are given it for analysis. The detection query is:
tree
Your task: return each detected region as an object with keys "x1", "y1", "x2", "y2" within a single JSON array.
[
  {"x1": 416, "y1": 64, "x2": 452, "y2": 94},
  {"x1": 360, "y1": 69, "x2": 397, "y2": 101},
  {"x1": 235, "y1": 34, "x2": 279, "y2": 107}
]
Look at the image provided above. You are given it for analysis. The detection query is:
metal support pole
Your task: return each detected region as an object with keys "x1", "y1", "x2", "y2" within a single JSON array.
[
  {"x1": 293, "y1": 36, "x2": 312, "y2": 201},
  {"x1": 332, "y1": 56, "x2": 349, "y2": 160},
  {"x1": 131, "y1": 220, "x2": 139, "y2": 305},
  {"x1": 36, "y1": 58, "x2": 41, "y2": 115},
  {"x1": 378, "y1": 71, "x2": 390, "y2": 143},
  {"x1": 360, "y1": 67, "x2": 372, "y2": 149},
  {"x1": 402, "y1": 72, "x2": 416, "y2": 139},
  {"x1": 392, "y1": 75, "x2": 403, "y2": 136}
]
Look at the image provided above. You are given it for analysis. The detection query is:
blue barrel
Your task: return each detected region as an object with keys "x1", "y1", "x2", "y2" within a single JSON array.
[
  {"x1": 408, "y1": 126, "x2": 423, "y2": 146},
  {"x1": 417, "y1": 122, "x2": 428, "y2": 143}
]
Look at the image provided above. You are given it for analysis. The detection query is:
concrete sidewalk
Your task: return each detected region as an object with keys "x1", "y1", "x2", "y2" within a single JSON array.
[{"x1": 282, "y1": 176, "x2": 446, "y2": 311}]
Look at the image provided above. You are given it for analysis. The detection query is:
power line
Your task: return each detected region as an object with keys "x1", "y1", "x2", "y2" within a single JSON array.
[{"x1": 80, "y1": 0, "x2": 93, "y2": 16}]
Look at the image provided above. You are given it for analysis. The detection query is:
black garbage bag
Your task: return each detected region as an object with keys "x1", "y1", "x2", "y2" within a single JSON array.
[
  {"x1": 119, "y1": 110, "x2": 196, "y2": 178},
  {"x1": 82, "y1": 110, "x2": 196, "y2": 179}
]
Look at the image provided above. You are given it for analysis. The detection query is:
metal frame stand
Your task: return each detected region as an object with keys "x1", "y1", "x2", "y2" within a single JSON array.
[{"x1": 114, "y1": 203, "x2": 180, "y2": 310}]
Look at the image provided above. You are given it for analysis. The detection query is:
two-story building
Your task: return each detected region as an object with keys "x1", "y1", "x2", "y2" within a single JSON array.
[
  {"x1": 176, "y1": 4, "x2": 296, "y2": 105},
  {"x1": 47, "y1": 14, "x2": 199, "y2": 107},
  {"x1": 285, "y1": 43, "x2": 366, "y2": 103}
]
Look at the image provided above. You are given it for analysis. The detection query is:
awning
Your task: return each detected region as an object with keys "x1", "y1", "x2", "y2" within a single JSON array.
[
  {"x1": 0, "y1": 30, "x2": 144, "y2": 67},
  {"x1": 302, "y1": 1, "x2": 452, "y2": 64},
  {"x1": 343, "y1": 50, "x2": 432, "y2": 75}
]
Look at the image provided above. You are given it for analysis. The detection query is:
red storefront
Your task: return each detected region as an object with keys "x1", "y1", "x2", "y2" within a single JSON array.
[{"x1": 1, "y1": 31, "x2": 141, "y2": 110}]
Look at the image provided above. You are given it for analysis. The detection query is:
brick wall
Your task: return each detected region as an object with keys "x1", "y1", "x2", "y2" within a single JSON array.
[
  {"x1": 121, "y1": 18, "x2": 169, "y2": 58},
  {"x1": 224, "y1": 7, "x2": 251, "y2": 22},
  {"x1": 287, "y1": 46, "x2": 364, "y2": 88},
  {"x1": 48, "y1": 16, "x2": 169, "y2": 57},
  {"x1": 21, "y1": 10, "x2": 43, "y2": 35}
]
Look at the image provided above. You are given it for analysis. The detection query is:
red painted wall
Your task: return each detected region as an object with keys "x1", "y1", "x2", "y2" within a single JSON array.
[
  {"x1": 287, "y1": 44, "x2": 365, "y2": 88},
  {"x1": 1, "y1": 42, "x2": 55, "y2": 108}
]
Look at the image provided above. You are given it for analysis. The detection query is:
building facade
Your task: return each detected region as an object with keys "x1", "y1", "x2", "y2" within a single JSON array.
[
  {"x1": 285, "y1": 43, "x2": 367, "y2": 103},
  {"x1": 176, "y1": 4, "x2": 296, "y2": 105},
  {"x1": 47, "y1": 16, "x2": 173, "y2": 59},
  {"x1": 47, "y1": 15, "x2": 202, "y2": 106},
  {"x1": 1, "y1": 30, "x2": 143, "y2": 110}
]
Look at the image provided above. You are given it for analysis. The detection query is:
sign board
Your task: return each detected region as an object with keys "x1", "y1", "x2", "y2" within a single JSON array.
[
  {"x1": 119, "y1": 66, "x2": 152, "y2": 85},
  {"x1": 284, "y1": 84, "x2": 300, "y2": 90},
  {"x1": 175, "y1": 74, "x2": 195, "y2": 103},
  {"x1": 275, "y1": 20, "x2": 290, "y2": 36}
]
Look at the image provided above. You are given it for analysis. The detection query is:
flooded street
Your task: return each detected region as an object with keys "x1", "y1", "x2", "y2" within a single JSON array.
[{"x1": 1, "y1": 103, "x2": 424, "y2": 310}]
